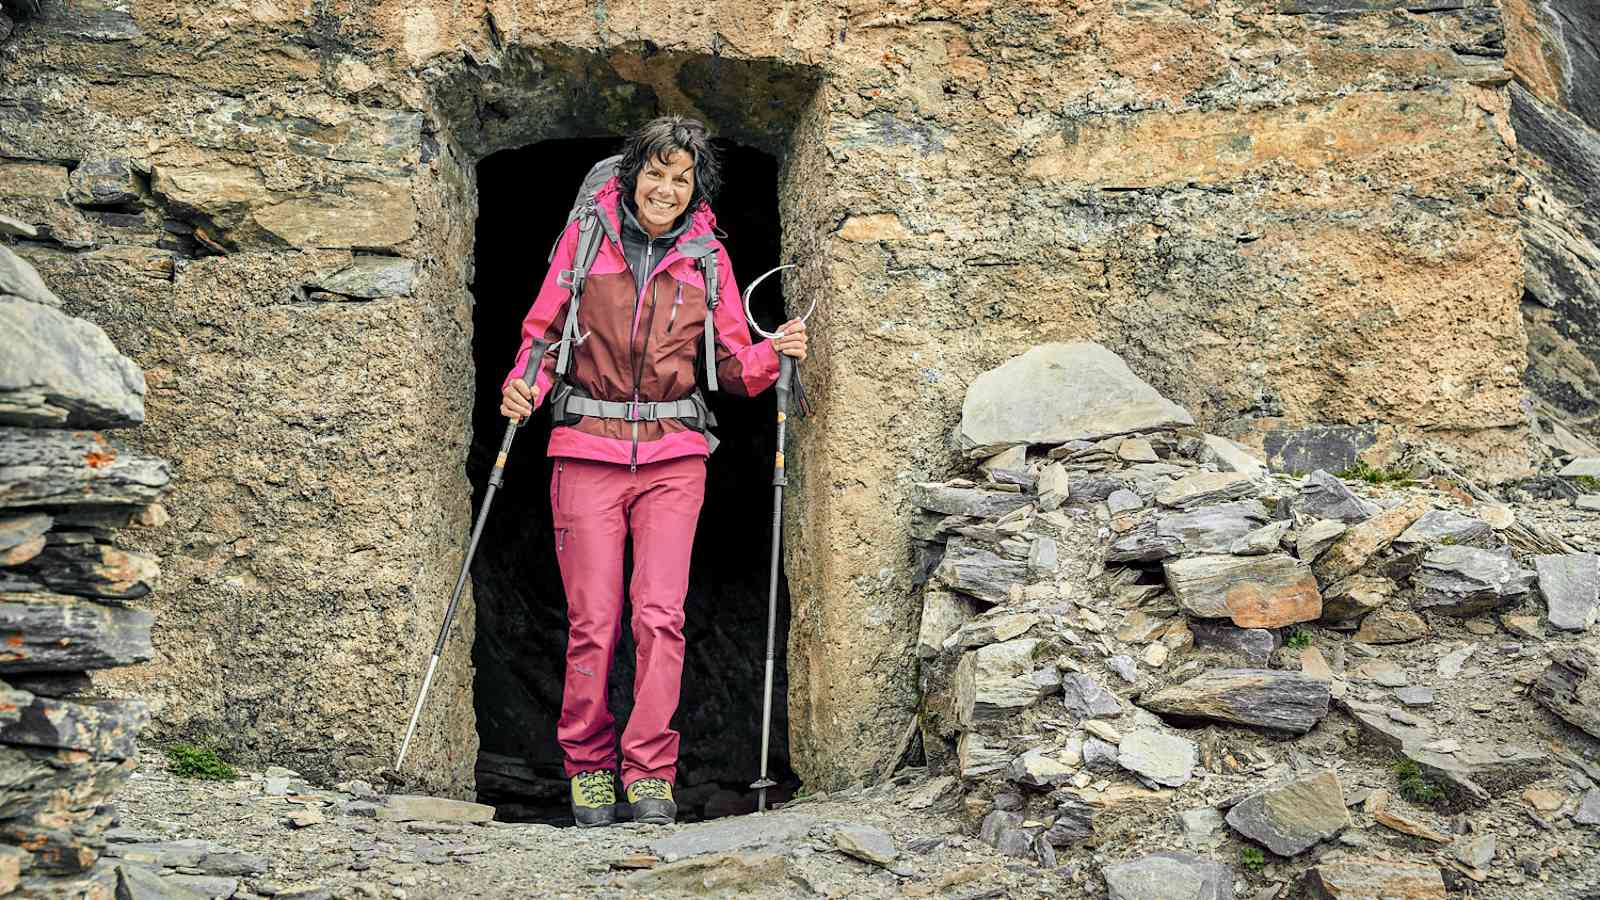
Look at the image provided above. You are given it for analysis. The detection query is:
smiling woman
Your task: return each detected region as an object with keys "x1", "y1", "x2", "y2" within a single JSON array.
[{"x1": 490, "y1": 117, "x2": 806, "y2": 828}]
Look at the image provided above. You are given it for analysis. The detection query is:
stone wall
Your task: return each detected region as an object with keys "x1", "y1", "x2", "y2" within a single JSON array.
[
  {"x1": 0, "y1": 0, "x2": 1533, "y2": 794},
  {"x1": 0, "y1": 234, "x2": 171, "y2": 896}
]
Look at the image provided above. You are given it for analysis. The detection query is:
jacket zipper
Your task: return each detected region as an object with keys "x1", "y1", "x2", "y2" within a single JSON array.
[
  {"x1": 667, "y1": 282, "x2": 682, "y2": 333},
  {"x1": 629, "y1": 278, "x2": 663, "y2": 473},
  {"x1": 555, "y1": 461, "x2": 567, "y2": 552}
]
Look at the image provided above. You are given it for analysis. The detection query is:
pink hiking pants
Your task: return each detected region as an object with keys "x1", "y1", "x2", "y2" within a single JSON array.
[{"x1": 551, "y1": 455, "x2": 706, "y2": 787}]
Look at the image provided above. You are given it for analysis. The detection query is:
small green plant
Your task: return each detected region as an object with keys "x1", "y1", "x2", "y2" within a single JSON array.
[
  {"x1": 166, "y1": 743, "x2": 236, "y2": 781},
  {"x1": 1393, "y1": 757, "x2": 1444, "y2": 805},
  {"x1": 1574, "y1": 475, "x2": 1600, "y2": 491},
  {"x1": 1438, "y1": 535, "x2": 1458, "y2": 546},
  {"x1": 1285, "y1": 628, "x2": 1313, "y2": 649},
  {"x1": 1337, "y1": 460, "x2": 1413, "y2": 486},
  {"x1": 1240, "y1": 846, "x2": 1266, "y2": 873}
]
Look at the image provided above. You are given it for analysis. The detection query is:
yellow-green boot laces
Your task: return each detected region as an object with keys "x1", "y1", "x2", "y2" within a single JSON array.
[
  {"x1": 570, "y1": 770, "x2": 617, "y2": 827},
  {"x1": 626, "y1": 777, "x2": 676, "y2": 825}
]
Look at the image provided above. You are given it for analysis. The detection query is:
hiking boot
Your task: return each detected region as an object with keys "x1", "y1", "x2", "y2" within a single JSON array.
[
  {"x1": 570, "y1": 770, "x2": 617, "y2": 827},
  {"x1": 626, "y1": 777, "x2": 676, "y2": 825}
]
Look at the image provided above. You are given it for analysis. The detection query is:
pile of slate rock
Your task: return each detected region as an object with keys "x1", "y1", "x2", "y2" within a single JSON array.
[
  {"x1": 913, "y1": 342, "x2": 1600, "y2": 898},
  {"x1": 1, "y1": 223, "x2": 173, "y2": 896}
]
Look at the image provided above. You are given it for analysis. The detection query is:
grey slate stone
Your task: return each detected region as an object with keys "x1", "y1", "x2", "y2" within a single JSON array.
[
  {"x1": 306, "y1": 256, "x2": 418, "y2": 299},
  {"x1": 1061, "y1": 673, "x2": 1123, "y2": 719},
  {"x1": 0, "y1": 591, "x2": 154, "y2": 672},
  {"x1": 1082, "y1": 737, "x2": 1121, "y2": 773},
  {"x1": 958, "y1": 342, "x2": 1194, "y2": 456},
  {"x1": 1263, "y1": 425, "x2": 1376, "y2": 478},
  {"x1": 1414, "y1": 545, "x2": 1536, "y2": 616},
  {"x1": 1116, "y1": 730, "x2": 1197, "y2": 788},
  {"x1": 651, "y1": 814, "x2": 817, "y2": 862},
  {"x1": 117, "y1": 865, "x2": 208, "y2": 900},
  {"x1": 1107, "y1": 488, "x2": 1143, "y2": 514},
  {"x1": 1534, "y1": 552, "x2": 1600, "y2": 631},
  {"x1": 0, "y1": 298, "x2": 146, "y2": 428},
  {"x1": 0, "y1": 244, "x2": 61, "y2": 307},
  {"x1": 1188, "y1": 621, "x2": 1277, "y2": 666},
  {"x1": 1154, "y1": 500, "x2": 1270, "y2": 554},
  {"x1": 833, "y1": 824, "x2": 897, "y2": 867},
  {"x1": 911, "y1": 483, "x2": 1032, "y2": 518},
  {"x1": 1224, "y1": 770, "x2": 1350, "y2": 856},
  {"x1": 1102, "y1": 852, "x2": 1233, "y2": 900},
  {"x1": 1575, "y1": 789, "x2": 1600, "y2": 826},
  {"x1": 933, "y1": 538, "x2": 1029, "y2": 605},
  {"x1": 1140, "y1": 668, "x2": 1330, "y2": 734},
  {"x1": 67, "y1": 158, "x2": 139, "y2": 207},
  {"x1": 1394, "y1": 509, "x2": 1494, "y2": 550},
  {"x1": 1296, "y1": 470, "x2": 1379, "y2": 524}
]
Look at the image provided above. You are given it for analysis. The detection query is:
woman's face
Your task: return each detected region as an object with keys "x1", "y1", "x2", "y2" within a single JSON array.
[{"x1": 633, "y1": 149, "x2": 695, "y2": 238}]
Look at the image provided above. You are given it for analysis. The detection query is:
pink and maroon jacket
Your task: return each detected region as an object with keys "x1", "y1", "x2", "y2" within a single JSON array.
[{"x1": 502, "y1": 177, "x2": 781, "y2": 466}]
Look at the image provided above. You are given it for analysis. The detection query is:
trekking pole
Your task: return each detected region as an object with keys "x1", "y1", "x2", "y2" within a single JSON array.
[
  {"x1": 741, "y1": 264, "x2": 812, "y2": 812},
  {"x1": 394, "y1": 334, "x2": 583, "y2": 771}
]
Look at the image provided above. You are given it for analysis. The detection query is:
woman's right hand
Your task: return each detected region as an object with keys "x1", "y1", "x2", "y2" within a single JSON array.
[{"x1": 501, "y1": 381, "x2": 537, "y2": 421}]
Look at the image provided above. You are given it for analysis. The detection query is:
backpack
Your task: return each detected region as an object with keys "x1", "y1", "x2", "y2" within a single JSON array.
[{"x1": 547, "y1": 155, "x2": 723, "y2": 392}]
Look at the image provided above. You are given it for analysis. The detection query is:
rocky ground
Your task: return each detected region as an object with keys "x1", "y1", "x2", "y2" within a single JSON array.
[{"x1": 102, "y1": 750, "x2": 1085, "y2": 900}]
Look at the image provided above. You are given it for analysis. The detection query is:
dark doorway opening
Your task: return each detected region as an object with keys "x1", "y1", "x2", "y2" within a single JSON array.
[{"x1": 467, "y1": 137, "x2": 798, "y2": 823}]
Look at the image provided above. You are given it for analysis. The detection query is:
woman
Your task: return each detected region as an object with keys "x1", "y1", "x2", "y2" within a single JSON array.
[{"x1": 499, "y1": 117, "x2": 807, "y2": 827}]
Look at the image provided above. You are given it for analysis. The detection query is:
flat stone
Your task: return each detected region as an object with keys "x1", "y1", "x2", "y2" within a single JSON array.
[
  {"x1": 0, "y1": 215, "x2": 38, "y2": 239},
  {"x1": 1201, "y1": 434, "x2": 1265, "y2": 477},
  {"x1": 954, "y1": 611, "x2": 1041, "y2": 650},
  {"x1": 1394, "y1": 509, "x2": 1494, "y2": 550},
  {"x1": 0, "y1": 695, "x2": 147, "y2": 758},
  {"x1": 958, "y1": 342, "x2": 1195, "y2": 456},
  {"x1": 164, "y1": 874, "x2": 239, "y2": 897},
  {"x1": 1561, "y1": 457, "x2": 1600, "y2": 478},
  {"x1": 1414, "y1": 546, "x2": 1535, "y2": 616},
  {"x1": 1575, "y1": 789, "x2": 1600, "y2": 826},
  {"x1": 1263, "y1": 425, "x2": 1378, "y2": 479},
  {"x1": 1083, "y1": 737, "x2": 1121, "y2": 772},
  {"x1": 1164, "y1": 553, "x2": 1321, "y2": 628},
  {"x1": 1142, "y1": 668, "x2": 1330, "y2": 733},
  {"x1": 1038, "y1": 463, "x2": 1071, "y2": 511},
  {"x1": 1156, "y1": 500, "x2": 1270, "y2": 554},
  {"x1": 1188, "y1": 621, "x2": 1277, "y2": 666},
  {"x1": 650, "y1": 814, "x2": 816, "y2": 863},
  {"x1": 1297, "y1": 470, "x2": 1380, "y2": 523},
  {"x1": 1338, "y1": 698, "x2": 1548, "y2": 804},
  {"x1": 1438, "y1": 644, "x2": 1476, "y2": 678},
  {"x1": 1061, "y1": 673, "x2": 1123, "y2": 719},
  {"x1": 0, "y1": 591, "x2": 154, "y2": 672},
  {"x1": 197, "y1": 850, "x2": 269, "y2": 876},
  {"x1": 0, "y1": 243, "x2": 61, "y2": 311},
  {"x1": 1534, "y1": 646, "x2": 1600, "y2": 740},
  {"x1": 832, "y1": 824, "x2": 897, "y2": 867},
  {"x1": 1305, "y1": 858, "x2": 1446, "y2": 899},
  {"x1": 1454, "y1": 833, "x2": 1495, "y2": 869},
  {"x1": 0, "y1": 513, "x2": 51, "y2": 554},
  {"x1": 0, "y1": 299, "x2": 147, "y2": 429},
  {"x1": 0, "y1": 428, "x2": 170, "y2": 509},
  {"x1": 1354, "y1": 607, "x2": 1427, "y2": 644},
  {"x1": 18, "y1": 541, "x2": 159, "y2": 600},
  {"x1": 1231, "y1": 519, "x2": 1290, "y2": 556},
  {"x1": 1300, "y1": 646, "x2": 1333, "y2": 681},
  {"x1": 1155, "y1": 472, "x2": 1256, "y2": 510},
  {"x1": 934, "y1": 538, "x2": 1030, "y2": 605},
  {"x1": 305, "y1": 256, "x2": 417, "y2": 300},
  {"x1": 1577, "y1": 494, "x2": 1600, "y2": 512},
  {"x1": 912, "y1": 483, "x2": 1033, "y2": 519},
  {"x1": 117, "y1": 866, "x2": 207, "y2": 900},
  {"x1": 1296, "y1": 519, "x2": 1347, "y2": 562},
  {"x1": 955, "y1": 638, "x2": 1043, "y2": 724},
  {"x1": 1116, "y1": 730, "x2": 1197, "y2": 788},
  {"x1": 1395, "y1": 687, "x2": 1435, "y2": 707},
  {"x1": 1534, "y1": 552, "x2": 1600, "y2": 631},
  {"x1": 957, "y1": 733, "x2": 1010, "y2": 778},
  {"x1": 1083, "y1": 720, "x2": 1122, "y2": 744},
  {"x1": 1313, "y1": 497, "x2": 1431, "y2": 586},
  {"x1": 1321, "y1": 574, "x2": 1394, "y2": 623},
  {"x1": 1008, "y1": 747, "x2": 1075, "y2": 788},
  {"x1": 1118, "y1": 437, "x2": 1158, "y2": 462},
  {"x1": 916, "y1": 588, "x2": 981, "y2": 659},
  {"x1": 107, "y1": 841, "x2": 210, "y2": 868},
  {"x1": 373, "y1": 795, "x2": 494, "y2": 824},
  {"x1": 1102, "y1": 852, "x2": 1232, "y2": 900},
  {"x1": 624, "y1": 853, "x2": 787, "y2": 895},
  {"x1": 1373, "y1": 808, "x2": 1451, "y2": 844},
  {"x1": 1180, "y1": 807, "x2": 1225, "y2": 847},
  {"x1": 1225, "y1": 770, "x2": 1350, "y2": 856},
  {"x1": 1107, "y1": 488, "x2": 1142, "y2": 515}
]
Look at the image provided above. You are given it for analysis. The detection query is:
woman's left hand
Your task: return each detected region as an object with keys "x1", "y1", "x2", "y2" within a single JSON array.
[{"x1": 772, "y1": 319, "x2": 807, "y2": 361}]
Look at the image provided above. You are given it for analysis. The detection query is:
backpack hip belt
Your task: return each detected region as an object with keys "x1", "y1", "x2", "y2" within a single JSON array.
[{"x1": 550, "y1": 382, "x2": 721, "y2": 454}]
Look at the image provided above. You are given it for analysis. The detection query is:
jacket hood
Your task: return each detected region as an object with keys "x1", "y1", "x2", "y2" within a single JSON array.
[{"x1": 594, "y1": 175, "x2": 718, "y2": 251}]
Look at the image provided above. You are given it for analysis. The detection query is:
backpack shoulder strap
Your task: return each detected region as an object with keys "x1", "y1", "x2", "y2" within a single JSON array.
[
  {"x1": 553, "y1": 206, "x2": 606, "y2": 379},
  {"x1": 678, "y1": 237, "x2": 721, "y2": 392}
]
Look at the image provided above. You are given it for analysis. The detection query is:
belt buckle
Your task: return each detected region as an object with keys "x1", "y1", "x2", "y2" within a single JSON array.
[{"x1": 626, "y1": 400, "x2": 642, "y2": 422}]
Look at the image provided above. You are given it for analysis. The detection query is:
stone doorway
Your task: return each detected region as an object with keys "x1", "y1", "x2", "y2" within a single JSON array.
[{"x1": 465, "y1": 135, "x2": 800, "y2": 822}]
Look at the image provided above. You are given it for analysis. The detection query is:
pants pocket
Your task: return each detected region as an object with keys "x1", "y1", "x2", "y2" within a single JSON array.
[{"x1": 552, "y1": 460, "x2": 570, "y2": 553}]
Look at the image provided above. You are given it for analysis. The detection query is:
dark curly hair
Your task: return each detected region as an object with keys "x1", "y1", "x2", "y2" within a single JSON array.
[{"x1": 616, "y1": 116, "x2": 722, "y2": 214}]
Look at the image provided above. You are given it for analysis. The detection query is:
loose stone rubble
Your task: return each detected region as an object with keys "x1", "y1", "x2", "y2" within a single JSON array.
[
  {"x1": 0, "y1": 240, "x2": 172, "y2": 894},
  {"x1": 911, "y1": 343, "x2": 1600, "y2": 898}
]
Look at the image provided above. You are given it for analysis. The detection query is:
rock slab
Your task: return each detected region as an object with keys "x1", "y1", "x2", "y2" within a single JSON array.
[
  {"x1": 1102, "y1": 852, "x2": 1233, "y2": 900},
  {"x1": 1224, "y1": 770, "x2": 1350, "y2": 856},
  {"x1": 1140, "y1": 669, "x2": 1330, "y2": 734},
  {"x1": 1164, "y1": 554, "x2": 1322, "y2": 628}
]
